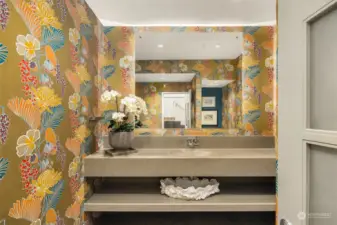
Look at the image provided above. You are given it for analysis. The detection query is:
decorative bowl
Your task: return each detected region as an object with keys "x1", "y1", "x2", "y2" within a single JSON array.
[{"x1": 160, "y1": 177, "x2": 220, "y2": 200}]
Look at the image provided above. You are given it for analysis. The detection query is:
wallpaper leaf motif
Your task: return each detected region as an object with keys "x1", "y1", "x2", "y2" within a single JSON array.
[
  {"x1": 0, "y1": 157, "x2": 9, "y2": 181},
  {"x1": 246, "y1": 66, "x2": 260, "y2": 80},
  {"x1": 102, "y1": 65, "x2": 115, "y2": 79},
  {"x1": 79, "y1": 82, "x2": 92, "y2": 96},
  {"x1": 41, "y1": 105, "x2": 65, "y2": 131},
  {"x1": 8, "y1": 197, "x2": 42, "y2": 222},
  {"x1": 16, "y1": 0, "x2": 41, "y2": 38},
  {"x1": 7, "y1": 97, "x2": 41, "y2": 129},
  {"x1": 80, "y1": 24, "x2": 93, "y2": 40},
  {"x1": 243, "y1": 109, "x2": 261, "y2": 124},
  {"x1": 103, "y1": 26, "x2": 114, "y2": 35},
  {"x1": 244, "y1": 26, "x2": 260, "y2": 35},
  {"x1": 41, "y1": 26, "x2": 65, "y2": 51},
  {"x1": 0, "y1": 42, "x2": 8, "y2": 65},
  {"x1": 42, "y1": 180, "x2": 65, "y2": 216}
]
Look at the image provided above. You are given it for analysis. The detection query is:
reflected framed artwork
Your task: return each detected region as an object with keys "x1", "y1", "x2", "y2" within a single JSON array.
[
  {"x1": 202, "y1": 97, "x2": 216, "y2": 107},
  {"x1": 202, "y1": 111, "x2": 217, "y2": 125}
]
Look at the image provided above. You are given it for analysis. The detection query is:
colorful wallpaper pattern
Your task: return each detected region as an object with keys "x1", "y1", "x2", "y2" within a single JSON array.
[
  {"x1": 137, "y1": 59, "x2": 236, "y2": 80},
  {"x1": 222, "y1": 55, "x2": 243, "y2": 130},
  {"x1": 136, "y1": 82, "x2": 192, "y2": 128},
  {"x1": 0, "y1": 0, "x2": 110, "y2": 224},
  {"x1": 242, "y1": 27, "x2": 276, "y2": 136}
]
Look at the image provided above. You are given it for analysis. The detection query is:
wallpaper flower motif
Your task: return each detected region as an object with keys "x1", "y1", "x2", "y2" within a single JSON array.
[
  {"x1": 69, "y1": 28, "x2": 80, "y2": 46},
  {"x1": 16, "y1": 129, "x2": 40, "y2": 157},
  {"x1": 68, "y1": 93, "x2": 81, "y2": 111},
  {"x1": 16, "y1": 34, "x2": 41, "y2": 60},
  {"x1": 119, "y1": 55, "x2": 133, "y2": 70},
  {"x1": 31, "y1": 86, "x2": 62, "y2": 112}
]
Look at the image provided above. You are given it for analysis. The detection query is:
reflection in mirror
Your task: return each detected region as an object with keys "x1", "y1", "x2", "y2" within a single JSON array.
[{"x1": 135, "y1": 32, "x2": 243, "y2": 130}]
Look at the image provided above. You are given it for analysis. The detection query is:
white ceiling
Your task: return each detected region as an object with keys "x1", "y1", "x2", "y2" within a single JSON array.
[
  {"x1": 86, "y1": 0, "x2": 276, "y2": 26},
  {"x1": 136, "y1": 73, "x2": 196, "y2": 83},
  {"x1": 136, "y1": 31, "x2": 243, "y2": 60}
]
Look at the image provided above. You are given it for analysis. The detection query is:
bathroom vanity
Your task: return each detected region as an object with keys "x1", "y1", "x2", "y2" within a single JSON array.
[{"x1": 84, "y1": 136, "x2": 276, "y2": 224}]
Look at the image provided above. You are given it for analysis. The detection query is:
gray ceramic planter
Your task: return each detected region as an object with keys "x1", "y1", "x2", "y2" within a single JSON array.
[{"x1": 108, "y1": 131, "x2": 134, "y2": 150}]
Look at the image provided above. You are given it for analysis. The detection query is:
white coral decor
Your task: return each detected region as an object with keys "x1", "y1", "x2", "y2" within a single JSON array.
[{"x1": 160, "y1": 177, "x2": 220, "y2": 200}]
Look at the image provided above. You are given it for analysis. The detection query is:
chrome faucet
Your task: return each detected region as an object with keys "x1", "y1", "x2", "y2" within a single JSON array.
[{"x1": 186, "y1": 136, "x2": 200, "y2": 148}]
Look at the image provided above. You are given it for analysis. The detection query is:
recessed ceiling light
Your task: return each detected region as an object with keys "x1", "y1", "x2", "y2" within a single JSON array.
[
  {"x1": 215, "y1": 44, "x2": 221, "y2": 48},
  {"x1": 157, "y1": 44, "x2": 164, "y2": 48}
]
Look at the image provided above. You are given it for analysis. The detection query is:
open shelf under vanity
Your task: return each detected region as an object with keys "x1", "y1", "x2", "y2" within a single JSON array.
[{"x1": 85, "y1": 177, "x2": 275, "y2": 213}]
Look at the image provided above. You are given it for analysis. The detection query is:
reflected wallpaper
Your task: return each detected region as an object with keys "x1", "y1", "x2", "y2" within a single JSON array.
[
  {"x1": 137, "y1": 59, "x2": 236, "y2": 80},
  {"x1": 223, "y1": 55, "x2": 242, "y2": 130}
]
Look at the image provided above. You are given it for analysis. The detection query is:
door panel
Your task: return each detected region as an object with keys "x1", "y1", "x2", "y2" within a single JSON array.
[
  {"x1": 279, "y1": 0, "x2": 336, "y2": 225},
  {"x1": 308, "y1": 144, "x2": 337, "y2": 225},
  {"x1": 309, "y1": 5, "x2": 337, "y2": 131}
]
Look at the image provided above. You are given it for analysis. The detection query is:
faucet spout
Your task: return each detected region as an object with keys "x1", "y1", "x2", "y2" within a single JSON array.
[{"x1": 186, "y1": 136, "x2": 200, "y2": 148}]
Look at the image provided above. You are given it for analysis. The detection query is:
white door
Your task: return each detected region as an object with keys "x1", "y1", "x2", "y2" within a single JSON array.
[
  {"x1": 162, "y1": 92, "x2": 191, "y2": 128},
  {"x1": 279, "y1": 1, "x2": 337, "y2": 225}
]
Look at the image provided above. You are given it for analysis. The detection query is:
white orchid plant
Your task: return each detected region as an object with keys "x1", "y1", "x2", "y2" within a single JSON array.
[{"x1": 101, "y1": 90, "x2": 148, "y2": 132}]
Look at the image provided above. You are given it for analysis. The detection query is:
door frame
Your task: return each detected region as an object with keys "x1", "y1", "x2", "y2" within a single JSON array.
[{"x1": 161, "y1": 92, "x2": 191, "y2": 128}]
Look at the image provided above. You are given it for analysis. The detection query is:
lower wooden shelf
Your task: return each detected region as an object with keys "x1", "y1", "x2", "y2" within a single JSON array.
[{"x1": 84, "y1": 193, "x2": 276, "y2": 212}]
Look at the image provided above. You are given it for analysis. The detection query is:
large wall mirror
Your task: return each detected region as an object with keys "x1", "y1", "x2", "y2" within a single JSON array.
[
  {"x1": 134, "y1": 31, "x2": 245, "y2": 135},
  {"x1": 99, "y1": 26, "x2": 276, "y2": 137}
]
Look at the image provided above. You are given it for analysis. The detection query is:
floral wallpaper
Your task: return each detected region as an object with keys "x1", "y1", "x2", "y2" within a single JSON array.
[
  {"x1": 94, "y1": 27, "x2": 135, "y2": 100},
  {"x1": 0, "y1": 0, "x2": 104, "y2": 224},
  {"x1": 137, "y1": 59, "x2": 236, "y2": 80},
  {"x1": 92, "y1": 26, "x2": 136, "y2": 140},
  {"x1": 136, "y1": 82, "x2": 192, "y2": 129},
  {"x1": 222, "y1": 55, "x2": 243, "y2": 130},
  {"x1": 242, "y1": 27, "x2": 276, "y2": 136}
]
